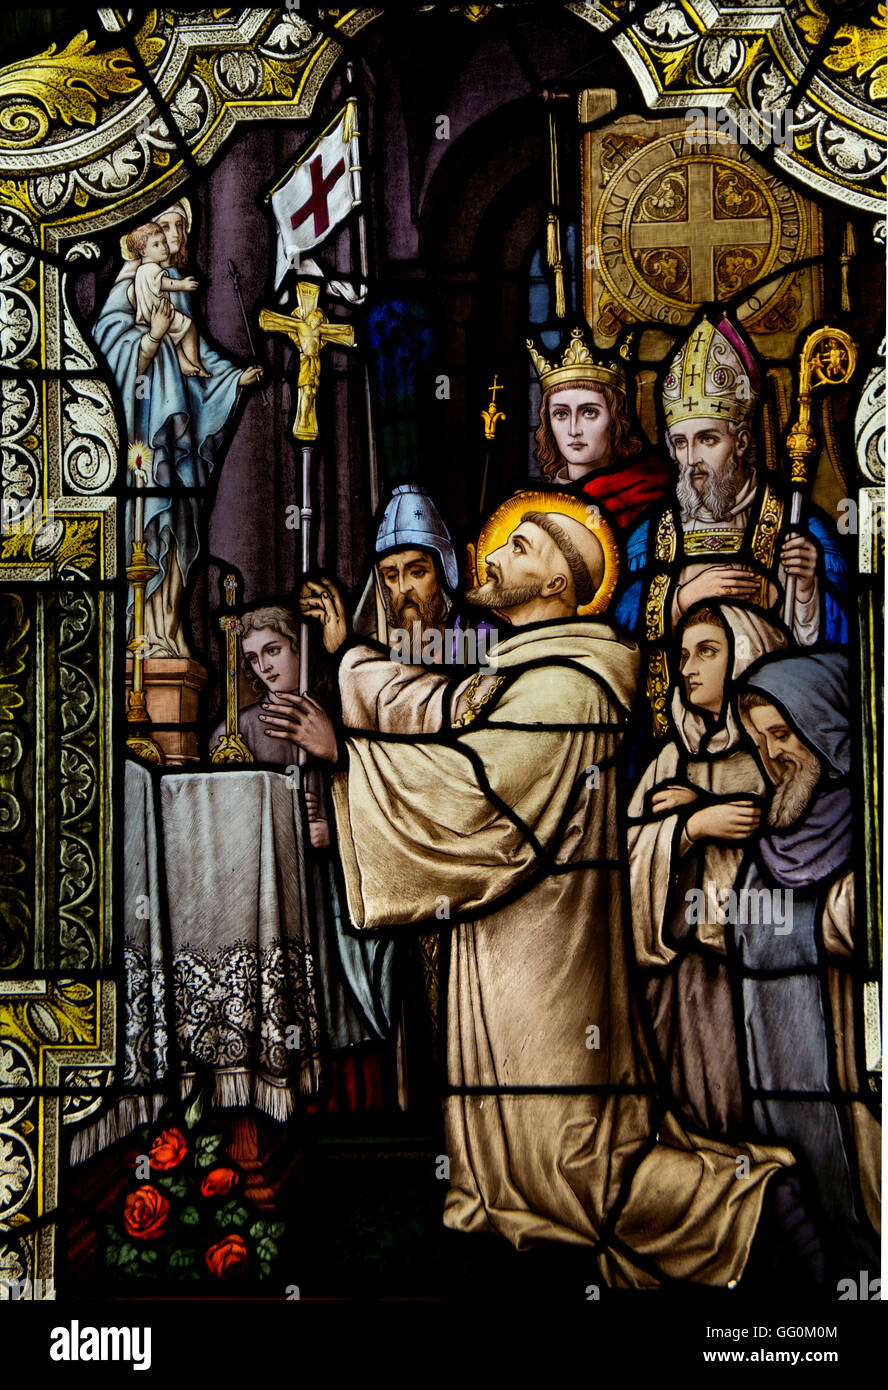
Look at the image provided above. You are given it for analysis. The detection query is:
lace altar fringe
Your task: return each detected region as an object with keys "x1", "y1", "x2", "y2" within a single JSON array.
[{"x1": 69, "y1": 1055, "x2": 322, "y2": 1163}]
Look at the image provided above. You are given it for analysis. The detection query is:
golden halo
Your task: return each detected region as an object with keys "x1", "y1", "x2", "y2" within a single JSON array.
[{"x1": 470, "y1": 489, "x2": 620, "y2": 618}]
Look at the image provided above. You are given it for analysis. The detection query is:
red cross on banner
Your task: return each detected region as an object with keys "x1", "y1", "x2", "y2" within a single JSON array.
[
  {"x1": 268, "y1": 103, "x2": 359, "y2": 286},
  {"x1": 290, "y1": 153, "x2": 347, "y2": 238}
]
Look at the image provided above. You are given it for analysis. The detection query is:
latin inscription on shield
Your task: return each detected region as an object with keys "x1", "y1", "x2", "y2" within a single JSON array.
[{"x1": 582, "y1": 116, "x2": 823, "y2": 358}]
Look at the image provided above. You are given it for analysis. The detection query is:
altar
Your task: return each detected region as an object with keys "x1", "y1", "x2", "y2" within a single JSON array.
[{"x1": 71, "y1": 761, "x2": 323, "y2": 1160}]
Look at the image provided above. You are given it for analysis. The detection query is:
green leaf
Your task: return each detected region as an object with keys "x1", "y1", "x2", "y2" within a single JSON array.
[
  {"x1": 214, "y1": 1202, "x2": 249, "y2": 1231},
  {"x1": 183, "y1": 1088, "x2": 206, "y2": 1131},
  {"x1": 255, "y1": 1236, "x2": 278, "y2": 1263},
  {"x1": 180, "y1": 1205, "x2": 200, "y2": 1226},
  {"x1": 194, "y1": 1133, "x2": 224, "y2": 1167},
  {"x1": 140, "y1": 1249, "x2": 158, "y2": 1267},
  {"x1": 104, "y1": 1224, "x2": 122, "y2": 1247},
  {"x1": 169, "y1": 1249, "x2": 196, "y2": 1270},
  {"x1": 105, "y1": 1244, "x2": 120, "y2": 1267},
  {"x1": 117, "y1": 1243, "x2": 140, "y2": 1269},
  {"x1": 165, "y1": 1178, "x2": 188, "y2": 1199},
  {"x1": 259, "y1": 1259, "x2": 271, "y2": 1279},
  {"x1": 249, "y1": 1218, "x2": 285, "y2": 1240}
]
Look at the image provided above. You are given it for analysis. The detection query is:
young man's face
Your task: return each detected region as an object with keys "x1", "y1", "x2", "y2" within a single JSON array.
[
  {"x1": 378, "y1": 548, "x2": 447, "y2": 628},
  {"x1": 548, "y1": 388, "x2": 612, "y2": 474},
  {"x1": 242, "y1": 626, "x2": 300, "y2": 693}
]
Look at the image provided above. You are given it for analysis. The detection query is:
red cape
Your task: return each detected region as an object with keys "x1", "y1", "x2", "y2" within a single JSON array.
[{"x1": 577, "y1": 454, "x2": 670, "y2": 530}]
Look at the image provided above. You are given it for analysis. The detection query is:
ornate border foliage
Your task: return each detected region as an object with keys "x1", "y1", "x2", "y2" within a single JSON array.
[{"x1": 0, "y1": 3, "x2": 883, "y2": 1299}]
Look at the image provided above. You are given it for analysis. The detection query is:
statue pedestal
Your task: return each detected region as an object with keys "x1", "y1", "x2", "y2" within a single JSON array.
[{"x1": 125, "y1": 658, "x2": 207, "y2": 764}]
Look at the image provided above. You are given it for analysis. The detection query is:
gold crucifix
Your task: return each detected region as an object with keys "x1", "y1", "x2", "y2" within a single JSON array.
[{"x1": 259, "y1": 282, "x2": 355, "y2": 439}]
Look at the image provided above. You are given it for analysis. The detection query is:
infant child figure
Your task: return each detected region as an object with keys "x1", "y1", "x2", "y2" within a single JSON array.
[{"x1": 126, "y1": 222, "x2": 210, "y2": 379}]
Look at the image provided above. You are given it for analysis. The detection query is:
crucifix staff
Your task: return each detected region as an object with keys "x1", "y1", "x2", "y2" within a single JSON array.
[
  {"x1": 782, "y1": 327, "x2": 856, "y2": 627},
  {"x1": 259, "y1": 281, "x2": 355, "y2": 756}
]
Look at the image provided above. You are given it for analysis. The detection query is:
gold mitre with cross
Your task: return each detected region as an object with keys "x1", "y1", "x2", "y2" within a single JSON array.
[
  {"x1": 527, "y1": 325, "x2": 629, "y2": 395},
  {"x1": 662, "y1": 315, "x2": 760, "y2": 430}
]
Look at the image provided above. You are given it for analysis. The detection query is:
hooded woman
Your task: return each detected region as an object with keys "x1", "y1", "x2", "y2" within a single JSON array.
[{"x1": 627, "y1": 602, "x2": 789, "y2": 1136}]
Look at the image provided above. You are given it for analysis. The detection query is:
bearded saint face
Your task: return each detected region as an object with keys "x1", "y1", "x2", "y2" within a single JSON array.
[
  {"x1": 465, "y1": 522, "x2": 571, "y2": 613},
  {"x1": 746, "y1": 701, "x2": 822, "y2": 829},
  {"x1": 378, "y1": 548, "x2": 449, "y2": 634},
  {"x1": 668, "y1": 418, "x2": 750, "y2": 522}
]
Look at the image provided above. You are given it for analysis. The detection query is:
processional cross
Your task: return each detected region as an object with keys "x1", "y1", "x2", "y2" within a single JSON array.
[
  {"x1": 258, "y1": 282, "x2": 356, "y2": 765},
  {"x1": 259, "y1": 281, "x2": 355, "y2": 440}
]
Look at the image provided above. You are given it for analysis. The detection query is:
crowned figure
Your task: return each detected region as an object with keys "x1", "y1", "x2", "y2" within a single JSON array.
[{"x1": 527, "y1": 326, "x2": 669, "y2": 531}]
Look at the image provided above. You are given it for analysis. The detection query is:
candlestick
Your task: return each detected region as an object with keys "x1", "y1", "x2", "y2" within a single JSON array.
[{"x1": 210, "y1": 573, "x2": 252, "y2": 764}]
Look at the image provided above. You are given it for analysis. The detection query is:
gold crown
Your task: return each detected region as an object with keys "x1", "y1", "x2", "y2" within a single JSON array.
[{"x1": 527, "y1": 327, "x2": 629, "y2": 394}]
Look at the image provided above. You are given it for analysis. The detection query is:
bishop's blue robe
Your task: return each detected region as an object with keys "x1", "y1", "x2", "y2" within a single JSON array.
[{"x1": 614, "y1": 508, "x2": 849, "y2": 645}]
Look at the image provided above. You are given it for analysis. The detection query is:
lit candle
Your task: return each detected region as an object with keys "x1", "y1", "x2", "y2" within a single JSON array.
[{"x1": 127, "y1": 442, "x2": 153, "y2": 548}]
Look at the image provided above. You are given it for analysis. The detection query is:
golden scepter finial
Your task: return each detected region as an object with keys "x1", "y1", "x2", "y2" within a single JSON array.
[{"x1": 782, "y1": 327, "x2": 856, "y2": 626}]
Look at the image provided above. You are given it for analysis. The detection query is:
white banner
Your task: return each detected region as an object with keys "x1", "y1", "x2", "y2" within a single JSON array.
[{"x1": 269, "y1": 102, "x2": 359, "y2": 288}]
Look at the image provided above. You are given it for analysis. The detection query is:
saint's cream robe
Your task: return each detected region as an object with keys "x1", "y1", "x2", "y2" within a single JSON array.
[{"x1": 331, "y1": 623, "x2": 793, "y2": 1286}]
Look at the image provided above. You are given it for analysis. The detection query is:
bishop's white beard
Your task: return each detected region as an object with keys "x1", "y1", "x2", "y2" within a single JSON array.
[
  {"x1": 768, "y1": 752, "x2": 821, "y2": 829},
  {"x1": 676, "y1": 452, "x2": 744, "y2": 523},
  {"x1": 465, "y1": 578, "x2": 542, "y2": 610}
]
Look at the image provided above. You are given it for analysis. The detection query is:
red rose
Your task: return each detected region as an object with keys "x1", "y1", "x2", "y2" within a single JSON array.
[
  {"x1": 149, "y1": 1127, "x2": 187, "y2": 1171},
  {"x1": 200, "y1": 1167, "x2": 239, "y2": 1199},
  {"x1": 123, "y1": 1185, "x2": 170, "y2": 1241},
  {"x1": 206, "y1": 1234, "x2": 250, "y2": 1279}
]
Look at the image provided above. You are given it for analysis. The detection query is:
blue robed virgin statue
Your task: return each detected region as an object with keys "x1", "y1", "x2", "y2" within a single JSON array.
[{"x1": 94, "y1": 200, "x2": 263, "y2": 656}]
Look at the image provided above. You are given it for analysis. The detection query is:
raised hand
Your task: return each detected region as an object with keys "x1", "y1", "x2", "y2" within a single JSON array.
[
  {"x1": 685, "y1": 799, "x2": 761, "y2": 844},
  {"x1": 259, "y1": 691, "x2": 338, "y2": 762},
  {"x1": 177, "y1": 276, "x2": 200, "y2": 292},
  {"x1": 299, "y1": 578, "x2": 348, "y2": 653}
]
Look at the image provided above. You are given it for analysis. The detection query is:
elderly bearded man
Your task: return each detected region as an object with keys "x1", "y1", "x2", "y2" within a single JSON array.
[
  {"x1": 616, "y1": 316, "x2": 848, "y2": 656},
  {"x1": 733, "y1": 652, "x2": 880, "y2": 1276},
  {"x1": 300, "y1": 483, "x2": 495, "y2": 669},
  {"x1": 260, "y1": 495, "x2": 797, "y2": 1287}
]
